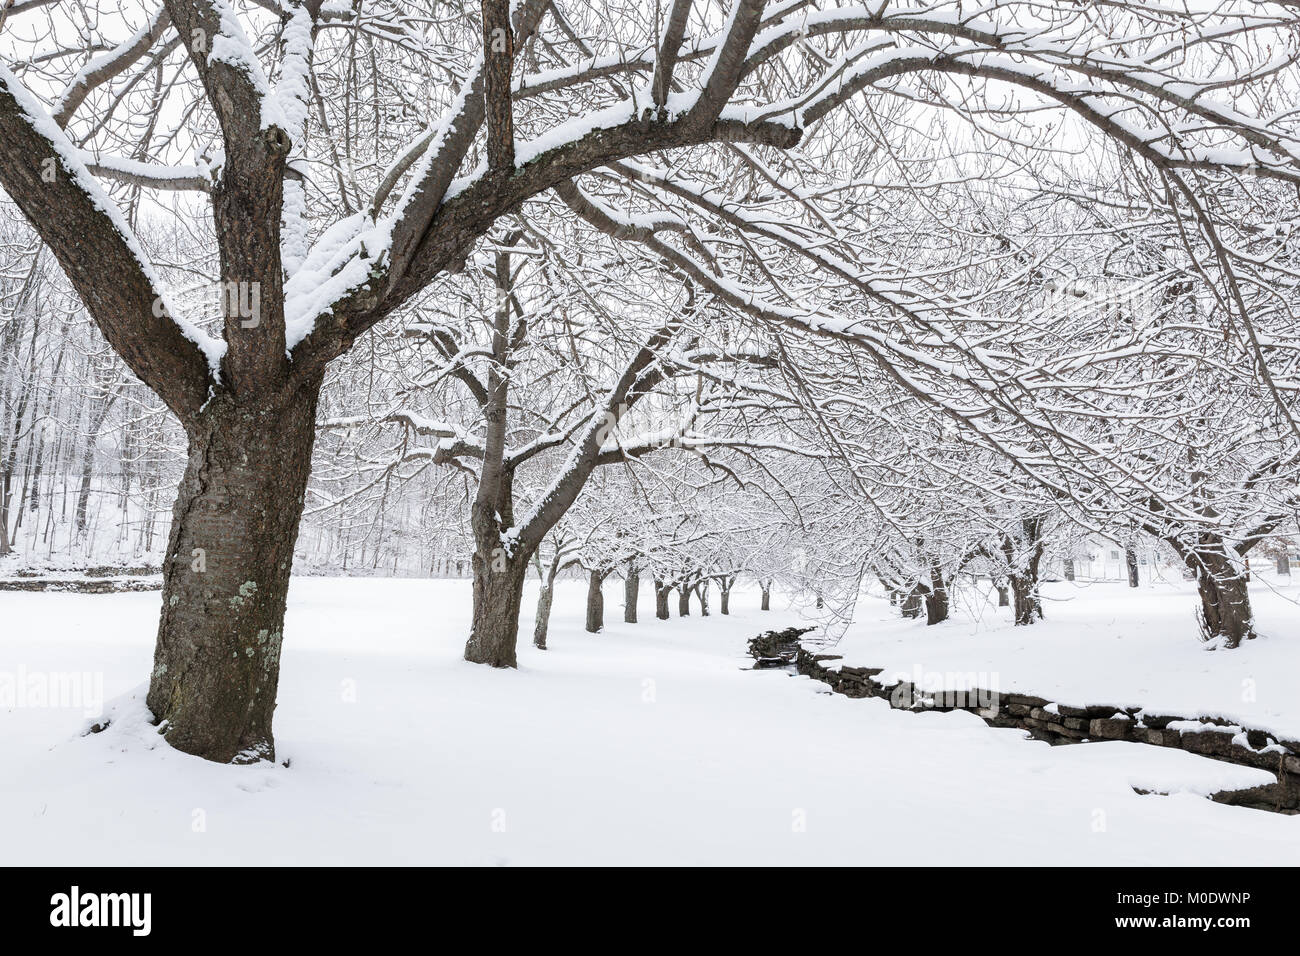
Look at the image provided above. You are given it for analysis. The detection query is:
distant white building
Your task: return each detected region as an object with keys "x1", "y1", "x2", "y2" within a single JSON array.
[{"x1": 1045, "y1": 537, "x2": 1171, "y2": 583}]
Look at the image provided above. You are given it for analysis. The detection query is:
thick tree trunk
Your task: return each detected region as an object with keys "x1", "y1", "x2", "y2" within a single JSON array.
[
  {"x1": 145, "y1": 388, "x2": 319, "y2": 764},
  {"x1": 924, "y1": 591, "x2": 948, "y2": 625},
  {"x1": 654, "y1": 579, "x2": 670, "y2": 620},
  {"x1": 695, "y1": 579, "x2": 710, "y2": 616},
  {"x1": 1186, "y1": 541, "x2": 1255, "y2": 648},
  {"x1": 624, "y1": 568, "x2": 639, "y2": 623},
  {"x1": 678, "y1": 584, "x2": 691, "y2": 617},
  {"x1": 720, "y1": 584, "x2": 731, "y2": 615},
  {"x1": 1126, "y1": 547, "x2": 1140, "y2": 588},
  {"x1": 586, "y1": 569, "x2": 605, "y2": 633},
  {"x1": 1063, "y1": 558, "x2": 1075, "y2": 581},
  {"x1": 1009, "y1": 574, "x2": 1042, "y2": 626},
  {"x1": 466, "y1": 553, "x2": 530, "y2": 667}
]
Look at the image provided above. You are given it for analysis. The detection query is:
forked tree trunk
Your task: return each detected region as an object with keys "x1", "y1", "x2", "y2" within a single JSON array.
[
  {"x1": 1003, "y1": 517, "x2": 1044, "y2": 626},
  {"x1": 1186, "y1": 540, "x2": 1255, "y2": 648},
  {"x1": 1009, "y1": 574, "x2": 1042, "y2": 626},
  {"x1": 923, "y1": 561, "x2": 948, "y2": 625},
  {"x1": 585, "y1": 569, "x2": 605, "y2": 633},
  {"x1": 996, "y1": 583, "x2": 1009, "y2": 607},
  {"x1": 145, "y1": 387, "x2": 320, "y2": 764},
  {"x1": 901, "y1": 585, "x2": 923, "y2": 619},
  {"x1": 654, "y1": 579, "x2": 670, "y2": 620},
  {"x1": 719, "y1": 576, "x2": 734, "y2": 615},
  {"x1": 624, "y1": 567, "x2": 639, "y2": 623},
  {"x1": 761, "y1": 581, "x2": 771, "y2": 611},
  {"x1": 1126, "y1": 547, "x2": 1140, "y2": 588}
]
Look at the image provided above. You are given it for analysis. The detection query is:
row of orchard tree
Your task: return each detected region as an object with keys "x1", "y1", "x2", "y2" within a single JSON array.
[{"x1": 3, "y1": 1, "x2": 1300, "y2": 761}]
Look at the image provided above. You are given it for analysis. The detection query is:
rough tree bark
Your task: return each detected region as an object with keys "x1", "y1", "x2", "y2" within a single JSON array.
[
  {"x1": 624, "y1": 564, "x2": 639, "y2": 623},
  {"x1": 1001, "y1": 517, "x2": 1044, "y2": 626},
  {"x1": 654, "y1": 578, "x2": 671, "y2": 620},
  {"x1": 900, "y1": 585, "x2": 924, "y2": 619},
  {"x1": 146, "y1": 384, "x2": 320, "y2": 763},
  {"x1": 719, "y1": 574, "x2": 735, "y2": 614},
  {"x1": 462, "y1": 250, "x2": 527, "y2": 666},
  {"x1": 533, "y1": 576, "x2": 555, "y2": 650},
  {"x1": 921, "y1": 557, "x2": 949, "y2": 625},
  {"x1": 586, "y1": 568, "x2": 606, "y2": 633},
  {"x1": 694, "y1": 578, "x2": 710, "y2": 616},
  {"x1": 1182, "y1": 536, "x2": 1256, "y2": 648},
  {"x1": 1126, "y1": 546, "x2": 1140, "y2": 588},
  {"x1": 466, "y1": 545, "x2": 531, "y2": 667}
]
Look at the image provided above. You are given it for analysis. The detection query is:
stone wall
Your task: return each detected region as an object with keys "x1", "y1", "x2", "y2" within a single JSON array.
[
  {"x1": 0, "y1": 567, "x2": 162, "y2": 593},
  {"x1": 775, "y1": 644, "x2": 1300, "y2": 814}
]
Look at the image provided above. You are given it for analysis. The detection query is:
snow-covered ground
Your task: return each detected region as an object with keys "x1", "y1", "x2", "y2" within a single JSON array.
[
  {"x1": 830, "y1": 576, "x2": 1300, "y2": 742},
  {"x1": 2, "y1": 577, "x2": 1298, "y2": 865}
]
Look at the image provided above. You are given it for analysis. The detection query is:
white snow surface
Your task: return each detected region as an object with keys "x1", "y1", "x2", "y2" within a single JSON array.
[
  {"x1": 1, "y1": 578, "x2": 1297, "y2": 865},
  {"x1": 827, "y1": 577, "x2": 1300, "y2": 743}
]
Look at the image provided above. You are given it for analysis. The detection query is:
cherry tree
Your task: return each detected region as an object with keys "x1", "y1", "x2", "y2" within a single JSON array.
[{"x1": 2, "y1": 0, "x2": 1298, "y2": 761}]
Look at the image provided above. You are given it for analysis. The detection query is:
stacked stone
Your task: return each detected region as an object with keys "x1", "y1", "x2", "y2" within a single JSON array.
[{"x1": 778, "y1": 643, "x2": 1300, "y2": 814}]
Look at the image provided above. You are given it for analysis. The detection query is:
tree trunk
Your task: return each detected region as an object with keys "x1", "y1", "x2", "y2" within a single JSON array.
[
  {"x1": 996, "y1": 584, "x2": 1009, "y2": 607},
  {"x1": 901, "y1": 585, "x2": 923, "y2": 619},
  {"x1": 466, "y1": 552, "x2": 530, "y2": 667},
  {"x1": 678, "y1": 584, "x2": 691, "y2": 617},
  {"x1": 761, "y1": 581, "x2": 771, "y2": 611},
  {"x1": 1126, "y1": 547, "x2": 1140, "y2": 588},
  {"x1": 586, "y1": 569, "x2": 605, "y2": 633},
  {"x1": 1003, "y1": 517, "x2": 1044, "y2": 626},
  {"x1": 1063, "y1": 558, "x2": 1075, "y2": 581},
  {"x1": 720, "y1": 578, "x2": 732, "y2": 615},
  {"x1": 1187, "y1": 540, "x2": 1255, "y2": 648},
  {"x1": 1009, "y1": 574, "x2": 1041, "y2": 626},
  {"x1": 624, "y1": 567, "x2": 639, "y2": 623},
  {"x1": 533, "y1": 576, "x2": 555, "y2": 650},
  {"x1": 924, "y1": 561, "x2": 948, "y2": 625},
  {"x1": 924, "y1": 591, "x2": 948, "y2": 625},
  {"x1": 145, "y1": 388, "x2": 320, "y2": 764},
  {"x1": 696, "y1": 579, "x2": 710, "y2": 616},
  {"x1": 654, "y1": 579, "x2": 670, "y2": 620}
]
